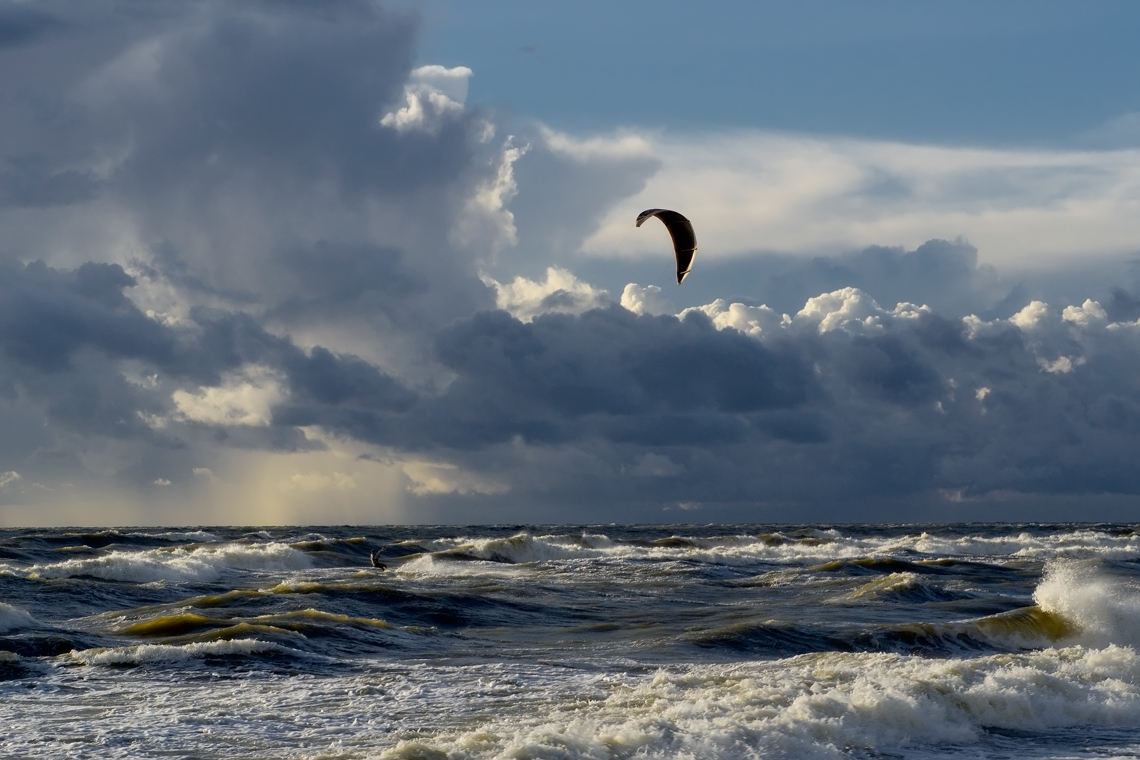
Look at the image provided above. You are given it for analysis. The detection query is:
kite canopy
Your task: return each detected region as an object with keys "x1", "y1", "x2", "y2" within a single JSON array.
[{"x1": 636, "y1": 208, "x2": 697, "y2": 284}]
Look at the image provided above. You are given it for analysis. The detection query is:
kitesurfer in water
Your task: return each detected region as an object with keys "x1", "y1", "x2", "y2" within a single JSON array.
[{"x1": 370, "y1": 549, "x2": 387, "y2": 570}]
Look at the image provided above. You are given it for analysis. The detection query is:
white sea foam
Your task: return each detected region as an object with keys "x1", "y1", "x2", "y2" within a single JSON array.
[
  {"x1": 373, "y1": 647, "x2": 1140, "y2": 759},
  {"x1": 910, "y1": 528, "x2": 1140, "y2": 560},
  {"x1": 18, "y1": 542, "x2": 312, "y2": 583},
  {"x1": 65, "y1": 638, "x2": 287, "y2": 666},
  {"x1": 366, "y1": 526, "x2": 1135, "y2": 578},
  {"x1": 397, "y1": 553, "x2": 528, "y2": 579},
  {"x1": 573, "y1": 527, "x2": 1140, "y2": 566},
  {"x1": 0, "y1": 602, "x2": 39, "y2": 632},
  {"x1": 415, "y1": 533, "x2": 590, "y2": 564},
  {"x1": 412, "y1": 527, "x2": 1140, "y2": 568},
  {"x1": 125, "y1": 530, "x2": 220, "y2": 542},
  {"x1": 459, "y1": 533, "x2": 584, "y2": 563},
  {"x1": 1034, "y1": 558, "x2": 1140, "y2": 648},
  {"x1": 13, "y1": 646, "x2": 1140, "y2": 759}
]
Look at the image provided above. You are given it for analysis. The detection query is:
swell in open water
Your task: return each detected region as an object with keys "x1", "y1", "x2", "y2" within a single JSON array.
[{"x1": 3, "y1": 523, "x2": 1140, "y2": 758}]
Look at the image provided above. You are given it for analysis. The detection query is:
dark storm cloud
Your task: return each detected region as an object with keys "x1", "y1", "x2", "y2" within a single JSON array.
[
  {"x1": 0, "y1": 259, "x2": 417, "y2": 442},
  {"x1": 266, "y1": 242, "x2": 428, "y2": 326},
  {"x1": 1106, "y1": 287, "x2": 1140, "y2": 323},
  {"x1": 0, "y1": 261, "x2": 170, "y2": 373},
  {"x1": 281, "y1": 346, "x2": 417, "y2": 412},
  {"x1": 829, "y1": 331, "x2": 944, "y2": 405},
  {"x1": 0, "y1": 154, "x2": 103, "y2": 208},
  {"x1": 356, "y1": 284, "x2": 1140, "y2": 520},
  {"x1": 0, "y1": 0, "x2": 507, "y2": 504},
  {"x1": 421, "y1": 307, "x2": 815, "y2": 448},
  {"x1": 0, "y1": 5, "x2": 63, "y2": 49},
  {"x1": 279, "y1": 307, "x2": 797, "y2": 451},
  {"x1": 0, "y1": 0, "x2": 496, "y2": 328}
]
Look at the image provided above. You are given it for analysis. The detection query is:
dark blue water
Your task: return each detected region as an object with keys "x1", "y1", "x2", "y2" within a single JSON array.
[{"x1": 2, "y1": 524, "x2": 1140, "y2": 758}]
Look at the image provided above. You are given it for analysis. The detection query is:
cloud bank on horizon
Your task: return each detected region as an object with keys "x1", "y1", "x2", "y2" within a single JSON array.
[{"x1": 1, "y1": 0, "x2": 1139, "y2": 525}]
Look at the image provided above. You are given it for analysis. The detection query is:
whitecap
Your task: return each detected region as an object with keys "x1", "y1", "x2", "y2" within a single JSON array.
[
  {"x1": 65, "y1": 638, "x2": 286, "y2": 666},
  {"x1": 22, "y1": 542, "x2": 313, "y2": 584},
  {"x1": 1033, "y1": 558, "x2": 1140, "y2": 648},
  {"x1": 0, "y1": 602, "x2": 39, "y2": 633}
]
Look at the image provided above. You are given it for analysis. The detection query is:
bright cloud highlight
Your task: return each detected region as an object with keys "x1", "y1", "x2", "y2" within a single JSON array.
[{"x1": 581, "y1": 131, "x2": 1140, "y2": 268}]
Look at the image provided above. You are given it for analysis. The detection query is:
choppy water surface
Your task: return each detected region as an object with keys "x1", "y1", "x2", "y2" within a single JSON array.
[{"x1": 3, "y1": 524, "x2": 1140, "y2": 758}]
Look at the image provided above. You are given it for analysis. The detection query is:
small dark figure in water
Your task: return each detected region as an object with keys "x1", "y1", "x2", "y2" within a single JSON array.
[{"x1": 370, "y1": 549, "x2": 387, "y2": 570}]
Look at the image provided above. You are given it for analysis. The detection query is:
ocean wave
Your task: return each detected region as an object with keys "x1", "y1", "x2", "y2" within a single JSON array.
[
  {"x1": 118, "y1": 609, "x2": 390, "y2": 639},
  {"x1": 683, "y1": 604, "x2": 1072, "y2": 659},
  {"x1": 124, "y1": 530, "x2": 220, "y2": 542},
  {"x1": 413, "y1": 529, "x2": 867, "y2": 568},
  {"x1": 812, "y1": 557, "x2": 945, "y2": 575},
  {"x1": 1033, "y1": 558, "x2": 1140, "y2": 648},
  {"x1": 17, "y1": 541, "x2": 312, "y2": 583},
  {"x1": 0, "y1": 602, "x2": 39, "y2": 633},
  {"x1": 845, "y1": 572, "x2": 970, "y2": 603},
  {"x1": 410, "y1": 526, "x2": 1140, "y2": 568},
  {"x1": 63, "y1": 638, "x2": 301, "y2": 666},
  {"x1": 377, "y1": 646, "x2": 1140, "y2": 760},
  {"x1": 856, "y1": 606, "x2": 1075, "y2": 655},
  {"x1": 850, "y1": 562, "x2": 1140, "y2": 655},
  {"x1": 684, "y1": 620, "x2": 849, "y2": 656},
  {"x1": 908, "y1": 528, "x2": 1140, "y2": 560},
  {"x1": 120, "y1": 613, "x2": 229, "y2": 637},
  {"x1": 435, "y1": 533, "x2": 586, "y2": 564},
  {"x1": 394, "y1": 554, "x2": 529, "y2": 579},
  {"x1": 289, "y1": 535, "x2": 369, "y2": 552}
]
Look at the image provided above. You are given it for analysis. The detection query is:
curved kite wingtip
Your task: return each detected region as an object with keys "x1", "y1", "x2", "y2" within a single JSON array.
[{"x1": 636, "y1": 208, "x2": 668, "y2": 227}]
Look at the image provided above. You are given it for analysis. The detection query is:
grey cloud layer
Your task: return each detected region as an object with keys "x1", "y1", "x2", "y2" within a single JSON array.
[
  {"x1": 0, "y1": 0, "x2": 495, "y2": 508},
  {"x1": 1, "y1": 0, "x2": 1139, "y2": 522},
  {"x1": 385, "y1": 286, "x2": 1140, "y2": 519}
]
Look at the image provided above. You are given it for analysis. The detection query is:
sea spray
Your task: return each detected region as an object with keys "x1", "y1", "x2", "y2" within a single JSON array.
[
  {"x1": 1033, "y1": 557, "x2": 1140, "y2": 648},
  {"x1": 0, "y1": 602, "x2": 38, "y2": 633}
]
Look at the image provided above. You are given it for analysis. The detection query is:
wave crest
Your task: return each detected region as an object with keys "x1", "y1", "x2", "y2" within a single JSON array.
[
  {"x1": 22, "y1": 542, "x2": 312, "y2": 583},
  {"x1": 1033, "y1": 558, "x2": 1140, "y2": 648},
  {"x1": 0, "y1": 603, "x2": 39, "y2": 633}
]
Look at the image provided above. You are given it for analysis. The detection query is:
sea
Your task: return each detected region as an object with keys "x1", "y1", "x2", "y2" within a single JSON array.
[{"x1": 2, "y1": 524, "x2": 1140, "y2": 759}]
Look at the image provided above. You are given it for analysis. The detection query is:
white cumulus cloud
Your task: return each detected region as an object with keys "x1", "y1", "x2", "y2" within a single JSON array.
[
  {"x1": 380, "y1": 64, "x2": 473, "y2": 134},
  {"x1": 484, "y1": 267, "x2": 611, "y2": 322},
  {"x1": 171, "y1": 366, "x2": 286, "y2": 427},
  {"x1": 621, "y1": 283, "x2": 674, "y2": 316}
]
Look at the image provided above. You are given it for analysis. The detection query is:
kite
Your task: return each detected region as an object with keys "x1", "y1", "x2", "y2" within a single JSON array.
[{"x1": 636, "y1": 208, "x2": 697, "y2": 284}]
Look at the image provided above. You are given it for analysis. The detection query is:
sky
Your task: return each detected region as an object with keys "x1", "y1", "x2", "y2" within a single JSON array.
[{"x1": 2, "y1": 0, "x2": 1140, "y2": 526}]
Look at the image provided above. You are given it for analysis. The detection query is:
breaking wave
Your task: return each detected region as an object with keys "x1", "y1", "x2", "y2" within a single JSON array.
[
  {"x1": 384, "y1": 525, "x2": 1140, "y2": 569},
  {"x1": 0, "y1": 603, "x2": 39, "y2": 633},
  {"x1": 64, "y1": 638, "x2": 305, "y2": 666},
  {"x1": 1033, "y1": 558, "x2": 1140, "y2": 648},
  {"x1": 376, "y1": 646, "x2": 1140, "y2": 760},
  {"x1": 14, "y1": 542, "x2": 312, "y2": 583}
]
